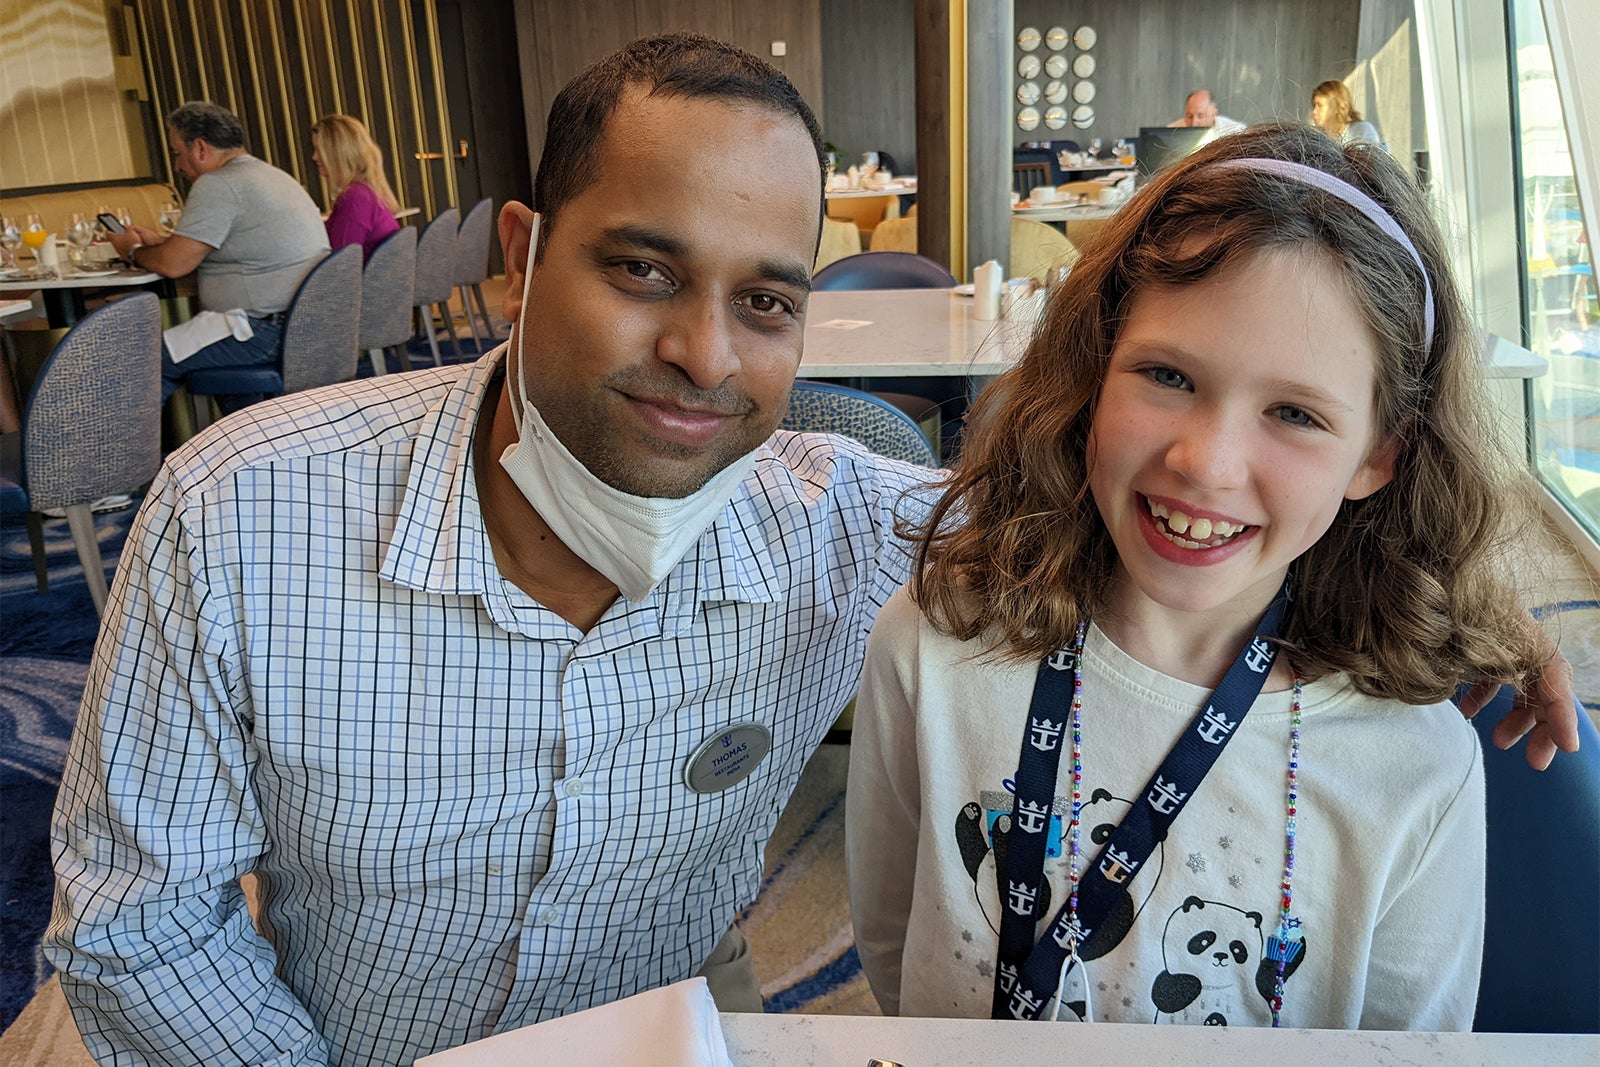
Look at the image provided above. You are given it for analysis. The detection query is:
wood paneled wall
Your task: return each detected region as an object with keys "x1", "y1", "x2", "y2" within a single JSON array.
[
  {"x1": 511, "y1": 0, "x2": 826, "y2": 187},
  {"x1": 820, "y1": 0, "x2": 916, "y2": 173},
  {"x1": 1009, "y1": 0, "x2": 1365, "y2": 145},
  {"x1": 133, "y1": 0, "x2": 458, "y2": 219}
]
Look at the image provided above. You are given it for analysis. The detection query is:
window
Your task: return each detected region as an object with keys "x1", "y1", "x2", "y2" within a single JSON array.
[{"x1": 1510, "y1": 0, "x2": 1599, "y2": 539}]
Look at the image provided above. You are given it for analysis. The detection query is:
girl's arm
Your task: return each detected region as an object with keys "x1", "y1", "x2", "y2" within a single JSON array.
[
  {"x1": 1358, "y1": 727, "x2": 1486, "y2": 1030},
  {"x1": 846, "y1": 593, "x2": 926, "y2": 1017}
]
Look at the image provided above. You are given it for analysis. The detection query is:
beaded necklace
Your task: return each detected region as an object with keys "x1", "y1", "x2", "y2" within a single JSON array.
[{"x1": 1058, "y1": 620, "x2": 1304, "y2": 1027}]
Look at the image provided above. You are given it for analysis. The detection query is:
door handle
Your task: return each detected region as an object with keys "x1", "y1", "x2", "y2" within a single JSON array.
[
  {"x1": 415, "y1": 151, "x2": 445, "y2": 160},
  {"x1": 455, "y1": 139, "x2": 469, "y2": 161}
]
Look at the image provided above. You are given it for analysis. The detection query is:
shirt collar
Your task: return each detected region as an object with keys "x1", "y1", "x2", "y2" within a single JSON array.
[{"x1": 379, "y1": 344, "x2": 784, "y2": 617}]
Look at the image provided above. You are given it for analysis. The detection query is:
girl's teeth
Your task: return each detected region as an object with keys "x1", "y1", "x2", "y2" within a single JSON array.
[
  {"x1": 1189, "y1": 517, "x2": 1213, "y2": 540},
  {"x1": 1145, "y1": 498, "x2": 1243, "y2": 542}
]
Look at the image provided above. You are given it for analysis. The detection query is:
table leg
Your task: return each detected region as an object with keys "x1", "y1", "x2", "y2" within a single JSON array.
[{"x1": 39, "y1": 289, "x2": 84, "y2": 329}]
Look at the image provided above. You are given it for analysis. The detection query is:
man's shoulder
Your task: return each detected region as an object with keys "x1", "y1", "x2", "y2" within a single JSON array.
[
  {"x1": 757, "y1": 429, "x2": 936, "y2": 507},
  {"x1": 164, "y1": 364, "x2": 469, "y2": 492}
]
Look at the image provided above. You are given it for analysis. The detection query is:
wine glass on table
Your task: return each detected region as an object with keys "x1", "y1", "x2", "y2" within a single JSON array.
[
  {"x1": 1088, "y1": 137, "x2": 1103, "y2": 160},
  {"x1": 0, "y1": 216, "x2": 20, "y2": 271},
  {"x1": 21, "y1": 214, "x2": 51, "y2": 275},
  {"x1": 116, "y1": 206, "x2": 134, "y2": 232},
  {"x1": 66, "y1": 214, "x2": 96, "y2": 270},
  {"x1": 158, "y1": 201, "x2": 182, "y2": 235}
]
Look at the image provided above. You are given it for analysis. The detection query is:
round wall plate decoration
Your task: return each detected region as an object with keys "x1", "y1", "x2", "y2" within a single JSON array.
[
  {"x1": 1016, "y1": 81, "x2": 1041, "y2": 106},
  {"x1": 1071, "y1": 104, "x2": 1095, "y2": 129},
  {"x1": 1045, "y1": 53, "x2": 1069, "y2": 78},
  {"x1": 1073, "y1": 25, "x2": 1097, "y2": 50},
  {"x1": 1018, "y1": 54, "x2": 1041, "y2": 79},
  {"x1": 1045, "y1": 25, "x2": 1070, "y2": 51},
  {"x1": 1044, "y1": 106, "x2": 1069, "y2": 130},
  {"x1": 1018, "y1": 26, "x2": 1042, "y2": 52},
  {"x1": 1072, "y1": 53, "x2": 1096, "y2": 78},
  {"x1": 1043, "y1": 79, "x2": 1068, "y2": 104},
  {"x1": 1072, "y1": 80, "x2": 1096, "y2": 104},
  {"x1": 1017, "y1": 106, "x2": 1041, "y2": 131}
]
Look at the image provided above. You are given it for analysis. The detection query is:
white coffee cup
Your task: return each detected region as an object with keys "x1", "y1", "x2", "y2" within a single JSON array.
[{"x1": 1031, "y1": 185, "x2": 1058, "y2": 203}]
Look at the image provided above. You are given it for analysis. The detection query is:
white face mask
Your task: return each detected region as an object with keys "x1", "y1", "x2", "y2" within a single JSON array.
[{"x1": 495, "y1": 212, "x2": 758, "y2": 603}]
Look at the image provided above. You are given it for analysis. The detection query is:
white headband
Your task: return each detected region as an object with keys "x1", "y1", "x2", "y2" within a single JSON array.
[{"x1": 1215, "y1": 157, "x2": 1436, "y2": 351}]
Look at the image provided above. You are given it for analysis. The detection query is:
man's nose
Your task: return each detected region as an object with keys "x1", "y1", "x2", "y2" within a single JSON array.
[{"x1": 655, "y1": 295, "x2": 738, "y2": 390}]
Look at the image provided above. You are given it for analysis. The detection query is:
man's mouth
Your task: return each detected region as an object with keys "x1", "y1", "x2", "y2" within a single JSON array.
[{"x1": 1144, "y1": 497, "x2": 1251, "y2": 550}]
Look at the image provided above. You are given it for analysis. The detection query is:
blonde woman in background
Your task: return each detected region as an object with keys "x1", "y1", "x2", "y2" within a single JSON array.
[
  {"x1": 312, "y1": 114, "x2": 400, "y2": 260},
  {"x1": 1311, "y1": 80, "x2": 1383, "y2": 147}
]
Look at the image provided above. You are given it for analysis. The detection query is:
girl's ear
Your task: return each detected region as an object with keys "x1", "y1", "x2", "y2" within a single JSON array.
[{"x1": 1345, "y1": 432, "x2": 1401, "y2": 501}]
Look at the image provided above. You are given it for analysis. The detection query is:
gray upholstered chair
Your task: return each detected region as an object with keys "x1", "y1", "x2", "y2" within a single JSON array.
[
  {"x1": 780, "y1": 380, "x2": 939, "y2": 467},
  {"x1": 360, "y1": 227, "x2": 418, "y2": 375},
  {"x1": 0, "y1": 292, "x2": 162, "y2": 616},
  {"x1": 454, "y1": 198, "x2": 496, "y2": 350},
  {"x1": 186, "y1": 245, "x2": 363, "y2": 416},
  {"x1": 413, "y1": 206, "x2": 463, "y2": 367}
]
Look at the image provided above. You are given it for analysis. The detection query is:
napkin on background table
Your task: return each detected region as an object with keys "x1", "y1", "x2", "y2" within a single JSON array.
[{"x1": 413, "y1": 977, "x2": 736, "y2": 1067}]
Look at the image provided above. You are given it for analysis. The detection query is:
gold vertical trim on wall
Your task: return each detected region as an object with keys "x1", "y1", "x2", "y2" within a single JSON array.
[
  {"x1": 343, "y1": 0, "x2": 371, "y2": 127},
  {"x1": 236, "y1": 3, "x2": 271, "y2": 163},
  {"x1": 419, "y1": 0, "x2": 457, "y2": 211},
  {"x1": 136, "y1": 0, "x2": 171, "y2": 184},
  {"x1": 183, "y1": 0, "x2": 209, "y2": 101},
  {"x1": 398, "y1": 1, "x2": 434, "y2": 212},
  {"x1": 367, "y1": 0, "x2": 404, "y2": 211},
  {"x1": 948, "y1": 0, "x2": 967, "y2": 278},
  {"x1": 318, "y1": 0, "x2": 342, "y2": 114},
  {"x1": 207, "y1": 0, "x2": 236, "y2": 114},
  {"x1": 261, "y1": 0, "x2": 301, "y2": 178}
]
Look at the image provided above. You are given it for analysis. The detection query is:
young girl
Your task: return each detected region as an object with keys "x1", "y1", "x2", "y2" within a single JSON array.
[{"x1": 846, "y1": 123, "x2": 1548, "y2": 1031}]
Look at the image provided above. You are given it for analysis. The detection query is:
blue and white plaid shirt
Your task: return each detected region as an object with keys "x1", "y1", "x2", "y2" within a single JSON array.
[{"x1": 47, "y1": 348, "x2": 927, "y2": 1066}]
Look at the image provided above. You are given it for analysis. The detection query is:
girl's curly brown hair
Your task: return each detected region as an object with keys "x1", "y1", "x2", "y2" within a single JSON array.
[{"x1": 908, "y1": 122, "x2": 1546, "y2": 704}]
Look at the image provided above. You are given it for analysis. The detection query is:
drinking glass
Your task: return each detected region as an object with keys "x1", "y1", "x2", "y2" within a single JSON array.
[
  {"x1": 0, "y1": 216, "x2": 20, "y2": 270},
  {"x1": 92, "y1": 204, "x2": 112, "y2": 240},
  {"x1": 860, "y1": 151, "x2": 879, "y2": 181},
  {"x1": 1089, "y1": 137, "x2": 1103, "y2": 159},
  {"x1": 21, "y1": 214, "x2": 48, "y2": 255},
  {"x1": 67, "y1": 213, "x2": 96, "y2": 267},
  {"x1": 116, "y1": 206, "x2": 134, "y2": 231},
  {"x1": 158, "y1": 202, "x2": 182, "y2": 234}
]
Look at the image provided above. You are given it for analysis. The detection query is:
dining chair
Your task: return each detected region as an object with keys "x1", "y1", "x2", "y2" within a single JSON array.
[
  {"x1": 186, "y1": 245, "x2": 363, "y2": 415},
  {"x1": 813, "y1": 217, "x2": 862, "y2": 273},
  {"x1": 1013, "y1": 161, "x2": 1054, "y2": 199},
  {"x1": 825, "y1": 194, "x2": 899, "y2": 246},
  {"x1": 0, "y1": 292, "x2": 161, "y2": 616},
  {"x1": 811, "y1": 251, "x2": 957, "y2": 291},
  {"x1": 865, "y1": 216, "x2": 917, "y2": 255},
  {"x1": 454, "y1": 197, "x2": 496, "y2": 350},
  {"x1": 1464, "y1": 684, "x2": 1599, "y2": 1033},
  {"x1": 1010, "y1": 217, "x2": 1080, "y2": 283},
  {"x1": 413, "y1": 207, "x2": 463, "y2": 367},
  {"x1": 780, "y1": 380, "x2": 938, "y2": 468},
  {"x1": 359, "y1": 227, "x2": 418, "y2": 375}
]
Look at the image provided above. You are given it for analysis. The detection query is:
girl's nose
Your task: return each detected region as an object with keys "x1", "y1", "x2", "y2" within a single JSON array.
[
  {"x1": 655, "y1": 296, "x2": 739, "y2": 389},
  {"x1": 1165, "y1": 411, "x2": 1247, "y2": 489}
]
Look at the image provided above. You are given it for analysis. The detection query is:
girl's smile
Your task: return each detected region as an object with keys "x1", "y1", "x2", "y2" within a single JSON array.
[{"x1": 1087, "y1": 247, "x2": 1398, "y2": 658}]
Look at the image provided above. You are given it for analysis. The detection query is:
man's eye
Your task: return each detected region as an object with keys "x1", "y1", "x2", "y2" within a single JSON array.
[
  {"x1": 622, "y1": 261, "x2": 662, "y2": 280},
  {"x1": 744, "y1": 293, "x2": 791, "y2": 314}
]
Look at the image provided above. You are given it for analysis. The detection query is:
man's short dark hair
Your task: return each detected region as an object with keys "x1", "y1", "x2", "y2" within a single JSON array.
[
  {"x1": 535, "y1": 33, "x2": 826, "y2": 229},
  {"x1": 167, "y1": 101, "x2": 247, "y2": 150}
]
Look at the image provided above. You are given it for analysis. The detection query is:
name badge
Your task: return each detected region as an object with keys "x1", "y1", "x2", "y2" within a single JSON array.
[{"x1": 683, "y1": 722, "x2": 773, "y2": 794}]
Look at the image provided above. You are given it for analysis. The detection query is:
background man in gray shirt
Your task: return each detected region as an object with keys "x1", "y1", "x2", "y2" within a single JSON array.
[{"x1": 107, "y1": 101, "x2": 329, "y2": 401}]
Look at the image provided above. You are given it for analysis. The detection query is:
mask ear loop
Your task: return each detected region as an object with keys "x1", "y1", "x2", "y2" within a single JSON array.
[
  {"x1": 508, "y1": 211, "x2": 543, "y2": 438},
  {"x1": 1049, "y1": 948, "x2": 1092, "y2": 1023}
]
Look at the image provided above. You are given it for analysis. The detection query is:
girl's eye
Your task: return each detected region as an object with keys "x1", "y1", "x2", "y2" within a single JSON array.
[
  {"x1": 1274, "y1": 405, "x2": 1316, "y2": 428},
  {"x1": 1149, "y1": 366, "x2": 1189, "y2": 390}
]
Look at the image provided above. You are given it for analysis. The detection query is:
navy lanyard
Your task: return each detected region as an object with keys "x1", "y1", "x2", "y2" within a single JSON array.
[{"x1": 991, "y1": 589, "x2": 1290, "y2": 1021}]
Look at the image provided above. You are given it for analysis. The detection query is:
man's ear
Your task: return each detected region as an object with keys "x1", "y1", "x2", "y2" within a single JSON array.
[
  {"x1": 498, "y1": 201, "x2": 539, "y2": 323},
  {"x1": 1345, "y1": 432, "x2": 1401, "y2": 501}
]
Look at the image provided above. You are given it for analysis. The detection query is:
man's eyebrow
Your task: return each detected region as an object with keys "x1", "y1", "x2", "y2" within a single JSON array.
[{"x1": 600, "y1": 224, "x2": 813, "y2": 294}]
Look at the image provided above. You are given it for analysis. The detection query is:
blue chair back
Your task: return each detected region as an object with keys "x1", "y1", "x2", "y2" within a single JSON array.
[
  {"x1": 413, "y1": 207, "x2": 460, "y2": 305},
  {"x1": 455, "y1": 198, "x2": 494, "y2": 286},
  {"x1": 20, "y1": 293, "x2": 162, "y2": 510},
  {"x1": 281, "y1": 244, "x2": 363, "y2": 394},
  {"x1": 781, "y1": 380, "x2": 938, "y2": 467},
  {"x1": 812, "y1": 251, "x2": 957, "y2": 291},
  {"x1": 360, "y1": 227, "x2": 418, "y2": 351},
  {"x1": 1465, "y1": 685, "x2": 1600, "y2": 1033}
]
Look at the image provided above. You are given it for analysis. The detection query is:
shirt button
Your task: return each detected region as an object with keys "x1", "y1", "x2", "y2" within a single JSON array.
[
  {"x1": 563, "y1": 778, "x2": 586, "y2": 797},
  {"x1": 537, "y1": 906, "x2": 559, "y2": 925}
]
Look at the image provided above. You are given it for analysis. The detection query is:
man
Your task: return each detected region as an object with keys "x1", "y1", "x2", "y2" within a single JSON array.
[
  {"x1": 48, "y1": 35, "x2": 920, "y2": 1067},
  {"x1": 106, "y1": 101, "x2": 329, "y2": 399},
  {"x1": 48, "y1": 33, "x2": 1576, "y2": 1067},
  {"x1": 1170, "y1": 88, "x2": 1247, "y2": 133}
]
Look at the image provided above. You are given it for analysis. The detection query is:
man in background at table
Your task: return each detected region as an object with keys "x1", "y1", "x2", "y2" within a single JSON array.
[
  {"x1": 47, "y1": 33, "x2": 1577, "y2": 1067},
  {"x1": 105, "y1": 101, "x2": 328, "y2": 401},
  {"x1": 1170, "y1": 88, "x2": 1247, "y2": 133}
]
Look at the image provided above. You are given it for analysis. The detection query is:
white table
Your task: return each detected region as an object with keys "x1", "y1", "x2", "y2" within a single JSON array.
[
  {"x1": 0, "y1": 268, "x2": 163, "y2": 327},
  {"x1": 801, "y1": 288, "x2": 1031, "y2": 378},
  {"x1": 721, "y1": 1013, "x2": 1598, "y2": 1066},
  {"x1": 826, "y1": 181, "x2": 916, "y2": 201},
  {"x1": 1012, "y1": 201, "x2": 1122, "y2": 224}
]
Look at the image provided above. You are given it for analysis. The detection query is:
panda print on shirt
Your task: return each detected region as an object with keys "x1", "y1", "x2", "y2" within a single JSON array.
[{"x1": 1149, "y1": 896, "x2": 1308, "y2": 1025}]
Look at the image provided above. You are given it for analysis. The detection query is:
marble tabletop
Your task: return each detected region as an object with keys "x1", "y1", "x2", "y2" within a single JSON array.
[
  {"x1": 0, "y1": 267, "x2": 160, "y2": 292},
  {"x1": 800, "y1": 288, "x2": 1032, "y2": 378},
  {"x1": 721, "y1": 1013, "x2": 1598, "y2": 1066}
]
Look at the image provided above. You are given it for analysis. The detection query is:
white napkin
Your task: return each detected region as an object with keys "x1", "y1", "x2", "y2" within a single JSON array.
[
  {"x1": 413, "y1": 977, "x2": 735, "y2": 1067},
  {"x1": 164, "y1": 309, "x2": 255, "y2": 364}
]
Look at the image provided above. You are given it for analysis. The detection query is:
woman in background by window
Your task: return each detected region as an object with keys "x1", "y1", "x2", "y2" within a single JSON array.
[
  {"x1": 312, "y1": 114, "x2": 400, "y2": 261},
  {"x1": 1311, "y1": 81, "x2": 1383, "y2": 148}
]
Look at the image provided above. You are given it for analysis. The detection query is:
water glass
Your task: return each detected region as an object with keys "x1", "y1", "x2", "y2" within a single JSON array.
[
  {"x1": 158, "y1": 202, "x2": 182, "y2": 234},
  {"x1": 0, "y1": 216, "x2": 20, "y2": 269}
]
